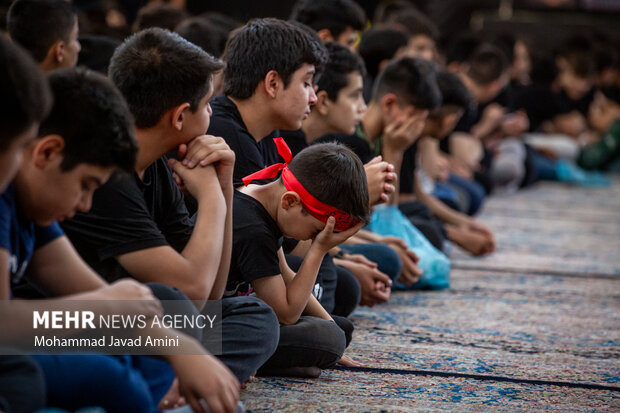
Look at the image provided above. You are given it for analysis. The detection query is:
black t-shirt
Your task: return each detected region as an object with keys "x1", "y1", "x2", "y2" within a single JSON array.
[
  {"x1": 226, "y1": 190, "x2": 283, "y2": 297},
  {"x1": 399, "y1": 143, "x2": 418, "y2": 195},
  {"x1": 513, "y1": 84, "x2": 595, "y2": 132},
  {"x1": 208, "y1": 94, "x2": 280, "y2": 187},
  {"x1": 279, "y1": 129, "x2": 309, "y2": 158},
  {"x1": 61, "y1": 157, "x2": 193, "y2": 282}
]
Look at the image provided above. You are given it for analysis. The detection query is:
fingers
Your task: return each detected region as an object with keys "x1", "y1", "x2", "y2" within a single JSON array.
[
  {"x1": 321, "y1": 216, "x2": 336, "y2": 235},
  {"x1": 176, "y1": 143, "x2": 188, "y2": 161},
  {"x1": 365, "y1": 156, "x2": 382, "y2": 166},
  {"x1": 182, "y1": 135, "x2": 230, "y2": 168},
  {"x1": 338, "y1": 221, "x2": 364, "y2": 240},
  {"x1": 186, "y1": 392, "x2": 206, "y2": 413},
  {"x1": 372, "y1": 269, "x2": 392, "y2": 287}
]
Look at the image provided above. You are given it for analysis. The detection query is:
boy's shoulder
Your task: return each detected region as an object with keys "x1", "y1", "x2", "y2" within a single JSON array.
[
  {"x1": 232, "y1": 190, "x2": 281, "y2": 239},
  {"x1": 208, "y1": 94, "x2": 250, "y2": 139},
  {"x1": 0, "y1": 184, "x2": 63, "y2": 285}
]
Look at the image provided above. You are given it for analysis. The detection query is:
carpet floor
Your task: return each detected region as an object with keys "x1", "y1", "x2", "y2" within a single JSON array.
[{"x1": 241, "y1": 180, "x2": 620, "y2": 412}]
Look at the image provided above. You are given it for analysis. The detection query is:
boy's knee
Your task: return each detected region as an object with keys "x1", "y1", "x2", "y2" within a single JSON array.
[
  {"x1": 373, "y1": 244, "x2": 402, "y2": 281},
  {"x1": 224, "y1": 296, "x2": 280, "y2": 355},
  {"x1": 304, "y1": 318, "x2": 346, "y2": 367}
]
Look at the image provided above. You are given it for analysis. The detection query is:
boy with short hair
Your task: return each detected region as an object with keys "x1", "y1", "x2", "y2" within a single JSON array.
[
  {"x1": 0, "y1": 33, "x2": 52, "y2": 413},
  {"x1": 317, "y1": 57, "x2": 447, "y2": 255},
  {"x1": 231, "y1": 142, "x2": 368, "y2": 376},
  {"x1": 290, "y1": 0, "x2": 366, "y2": 51},
  {"x1": 358, "y1": 27, "x2": 409, "y2": 101},
  {"x1": 1, "y1": 66, "x2": 241, "y2": 413},
  {"x1": 283, "y1": 43, "x2": 417, "y2": 304},
  {"x1": 61, "y1": 28, "x2": 280, "y2": 383},
  {"x1": 383, "y1": 8, "x2": 439, "y2": 62},
  {"x1": 402, "y1": 71, "x2": 496, "y2": 256},
  {"x1": 7, "y1": 0, "x2": 81, "y2": 72}
]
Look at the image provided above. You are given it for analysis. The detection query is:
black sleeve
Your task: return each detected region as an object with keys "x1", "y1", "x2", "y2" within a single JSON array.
[
  {"x1": 280, "y1": 129, "x2": 309, "y2": 157},
  {"x1": 233, "y1": 227, "x2": 281, "y2": 283},
  {"x1": 61, "y1": 173, "x2": 168, "y2": 264},
  {"x1": 399, "y1": 143, "x2": 417, "y2": 195},
  {"x1": 155, "y1": 161, "x2": 194, "y2": 253},
  {"x1": 208, "y1": 117, "x2": 265, "y2": 187}
]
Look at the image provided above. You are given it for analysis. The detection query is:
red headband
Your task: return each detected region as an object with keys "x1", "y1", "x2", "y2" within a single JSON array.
[{"x1": 242, "y1": 138, "x2": 358, "y2": 231}]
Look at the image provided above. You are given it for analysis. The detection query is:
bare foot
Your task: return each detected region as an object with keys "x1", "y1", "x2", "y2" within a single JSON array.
[{"x1": 241, "y1": 371, "x2": 256, "y2": 389}]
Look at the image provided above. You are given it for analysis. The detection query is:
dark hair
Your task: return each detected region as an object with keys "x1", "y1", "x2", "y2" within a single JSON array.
[
  {"x1": 289, "y1": 142, "x2": 370, "y2": 225},
  {"x1": 318, "y1": 43, "x2": 366, "y2": 101},
  {"x1": 436, "y1": 71, "x2": 472, "y2": 109},
  {"x1": 601, "y1": 86, "x2": 620, "y2": 104},
  {"x1": 556, "y1": 34, "x2": 595, "y2": 79},
  {"x1": 175, "y1": 17, "x2": 221, "y2": 57},
  {"x1": 7, "y1": 0, "x2": 77, "y2": 62},
  {"x1": 109, "y1": 28, "x2": 224, "y2": 128},
  {"x1": 40, "y1": 68, "x2": 137, "y2": 173},
  {"x1": 77, "y1": 35, "x2": 120, "y2": 74},
  {"x1": 0, "y1": 35, "x2": 52, "y2": 151},
  {"x1": 133, "y1": 4, "x2": 188, "y2": 32},
  {"x1": 290, "y1": 0, "x2": 366, "y2": 38},
  {"x1": 358, "y1": 28, "x2": 408, "y2": 78},
  {"x1": 385, "y1": 9, "x2": 439, "y2": 41},
  {"x1": 445, "y1": 33, "x2": 482, "y2": 64},
  {"x1": 465, "y1": 43, "x2": 509, "y2": 85},
  {"x1": 373, "y1": 0, "x2": 417, "y2": 24},
  {"x1": 199, "y1": 12, "x2": 241, "y2": 57},
  {"x1": 493, "y1": 33, "x2": 517, "y2": 63},
  {"x1": 223, "y1": 18, "x2": 327, "y2": 100},
  {"x1": 372, "y1": 57, "x2": 441, "y2": 110}
]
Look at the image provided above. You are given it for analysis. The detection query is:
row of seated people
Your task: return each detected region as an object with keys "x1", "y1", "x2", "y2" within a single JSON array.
[{"x1": 0, "y1": 0, "x2": 618, "y2": 412}]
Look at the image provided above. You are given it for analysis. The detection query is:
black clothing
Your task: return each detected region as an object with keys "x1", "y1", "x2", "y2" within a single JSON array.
[
  {"x1": 208, "y1": 94, "x2": 279, "y2": 187},
  {"x1": 0, "y1": 356, "x2": 45, "y2": 413},
  {"x1": 62, "y1": 158, "x2": 192, "y2": 282},
  {"x1": 227, "y1": 190, "x2": 283, "y2": 297},
  {"x1": 279, "y1": 129, "x2": 308, "y2": 158}
]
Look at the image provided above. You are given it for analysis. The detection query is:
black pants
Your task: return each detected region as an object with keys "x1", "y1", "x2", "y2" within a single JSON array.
[
  {"x1": 286, "y1": 254, "x2": 360, "y2": 317},
  {"x1": 148, "y1": 283, "x2": 280, "y2": 383},
  {"x1": 258, "y1": 315, "x2": 349, "y2": 375},
  {"x1": 0, "y1": 355, "x2": 45, "y2": 413},
  {"x1": 398, "y1": 201, "x2": 446, "y2": 251}
]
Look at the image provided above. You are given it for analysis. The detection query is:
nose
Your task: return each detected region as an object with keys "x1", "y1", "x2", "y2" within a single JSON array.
[
  {"x1": 77, "y1": 192, "x2": 92, "y2": 213},
  {"x1": 359, "y1": 98, "x2": 367, "y2": 115},
  {"x1": 207, "y1": 102, "x2": 213, "y2": 116},
  {"x1": 308, "y1": 86, "x2": 318, "y2": 106}
]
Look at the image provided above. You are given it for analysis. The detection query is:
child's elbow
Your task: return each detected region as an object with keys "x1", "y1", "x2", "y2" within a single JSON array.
[
  {"x1": 277, "y1": 312, "x2": 299, "y2": 326},
  {"x1": 182, "y1": 281, "x2": 211, "y2": 308}
]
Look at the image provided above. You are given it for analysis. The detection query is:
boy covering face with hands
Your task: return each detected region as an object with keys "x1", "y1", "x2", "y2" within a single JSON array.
[{"x1": 227, "y1": 141, "x2": 369, "y2": 377}]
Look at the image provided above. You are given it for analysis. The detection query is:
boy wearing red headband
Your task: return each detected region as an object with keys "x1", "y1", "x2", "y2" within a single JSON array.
[{"x1": 228, "y1": 142, "x2": 369, "y2": 377}]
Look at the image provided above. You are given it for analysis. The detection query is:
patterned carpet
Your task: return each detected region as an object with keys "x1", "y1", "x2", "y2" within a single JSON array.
[{"x1": 241, "y1": 181, "x2": 620, "y2": 412}]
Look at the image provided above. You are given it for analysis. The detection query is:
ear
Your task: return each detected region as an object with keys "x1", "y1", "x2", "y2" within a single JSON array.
[
  {"x1": 31, "y1": 135, "x2": 65, "y2": 169},
  {"x1": 379, "y1": 93, "x2": 399, "y2": 118},
  {"x1": 317, "y1": 29, "x2": 335, "y2": 43},
  {"x1": 45, "y1": 40, "x2": 65, "y2": 65},
  {"x1": 280, "y1": 191, "x2": 301, "y2": 211},
  {"x1": 263, "y1": 70, "x2": 282, "y2": 99},
  {"x1": 170, "y1": 103, "x2": 191, "y2": 131},
  {"x1": 315, "y1": 90, "x2": 331, "y2": 116}
]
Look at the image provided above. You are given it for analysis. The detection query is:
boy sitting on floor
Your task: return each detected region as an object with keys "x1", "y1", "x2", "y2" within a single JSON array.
[
  {"x1": 1, "y1": 66, "x2": 240, "y2": 413},
  {"x1": 229, "y1": 142, "x2": 368, "y2": 377}
]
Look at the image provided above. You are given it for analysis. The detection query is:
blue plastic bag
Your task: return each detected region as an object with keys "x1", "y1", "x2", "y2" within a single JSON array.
[{"x1": 368, "y1": 205, "x2": 450, "y2": 290}]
